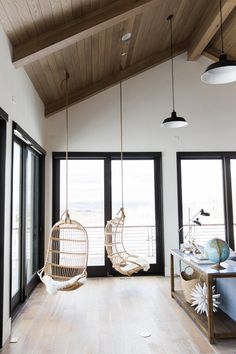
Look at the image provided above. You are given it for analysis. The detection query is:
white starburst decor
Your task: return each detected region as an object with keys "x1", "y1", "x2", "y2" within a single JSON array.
[{"x1": 191, "y1": 282, "x2": 220, "y2": 317}]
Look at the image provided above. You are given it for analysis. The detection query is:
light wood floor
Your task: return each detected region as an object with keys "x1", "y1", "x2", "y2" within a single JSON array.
[{"x1": 2, "y1": 277, "x2": 236, "y2": 354}]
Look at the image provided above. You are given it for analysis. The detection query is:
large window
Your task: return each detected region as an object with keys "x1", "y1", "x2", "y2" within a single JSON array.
[
  {"x1": 112, "y1": 160, "x2": 156, "y2": 263},
  {"x1": 11, "y1": 142, "x2": 22, "y2": 298},
  {"x1": 53, "y1": 152, "x2": 164, "y2": 276},
  {"x1": 25, "y1": 149, "x2": 41, "y2": 281},
  {"x1": 60, "y1": 160, "x2": 104, "y2": 266},
  {"x1": 177, "y1": 153, "x2": 236, "y2": 249},
  {"x1": 11, "y1": 123, "x2": 45, "y2": 315},
  {"x1": 230, "y1": 159, "x2": 236, "y2": 248},
  {"x1": 0, "y1": 108, "x2": 8, "y2": 348}
]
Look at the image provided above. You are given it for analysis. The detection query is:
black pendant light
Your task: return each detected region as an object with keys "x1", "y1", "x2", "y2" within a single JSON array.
[
  {"x1": 161, "y1": 14, "x2": 188, "y2": 128},
  {"x1": 201, "y1": 0, "x2": 236, "y2": 84}
]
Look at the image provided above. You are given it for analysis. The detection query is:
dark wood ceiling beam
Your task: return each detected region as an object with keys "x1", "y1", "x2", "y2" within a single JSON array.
[
  {"x1": 202, "y1": 46, "x2": 221, "y2": 61},
  {"x1": 188, "y1": 0, "x2": 236, "y2": 61},
  {"x1": 45, "y1": 41, "x2": 187, "y2": 117},
  {"x1": 13, "y1": 0, "x2": 161, "y2": 68},
  {"x1": 202, "y1": 45, "x2": 236, "y2": 61}
]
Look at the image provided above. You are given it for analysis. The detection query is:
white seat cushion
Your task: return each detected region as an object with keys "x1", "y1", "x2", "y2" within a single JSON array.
[{"x1": 120, "y1": 257, "x2": 150, "y2": 273}]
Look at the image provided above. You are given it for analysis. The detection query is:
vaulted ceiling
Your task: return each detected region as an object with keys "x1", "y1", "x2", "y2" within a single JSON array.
[{"x1": 0, "y1": 0, "x2": 236, "y2": 116}]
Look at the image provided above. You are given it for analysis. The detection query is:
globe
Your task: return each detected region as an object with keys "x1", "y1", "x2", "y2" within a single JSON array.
[{"x1": 205, "y1": 238, "x2": 230, "y2": 267}]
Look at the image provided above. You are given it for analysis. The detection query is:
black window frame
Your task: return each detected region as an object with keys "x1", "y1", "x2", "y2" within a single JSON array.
[
  {"x1": 52, "y1": 152, "x2": 164, "y2": 276},
  {"x1": 177, "y1": 152, "x2": 236, "y2": 249},
  {"x1": 10, "y1": 122, "x2": 46, "y2": 317},
  {"x1": 0, "y1": 108, "x2": 8, "y2": 348}
]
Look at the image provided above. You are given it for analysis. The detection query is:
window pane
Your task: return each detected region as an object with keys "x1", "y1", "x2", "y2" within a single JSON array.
[
  {"x1": 230, "y1": 159, "x2": 236, "y2": 249},
  {"x1": 112, "y1": 160, "x2": 156, "y2": 264},
  {"x1": 181, "y1": 159, "x2": 225, "y2": 245},
  {"x1": 60, "y1": 160, "x2": 104, "y2": 266},
  {"x1": 25, "y1": 151, "x2": 39, "y2": 282},
  {"x1": 12, "y1": 142, "x2": 21, "y2": 297}
]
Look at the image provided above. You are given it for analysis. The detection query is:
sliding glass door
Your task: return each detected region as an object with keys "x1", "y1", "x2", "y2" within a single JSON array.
[
  {"x1": 25, "y1": 149, "x2": 41, "y2": 286},
  {"x1": 230, "y1": 159, "x2": 236, "y2": 249},
  {"x1": 11, "y1": 124, "x2": 45, "y2": 315},
  {"x1": 53, "y1": 153, "x2": 163, "y2": 276},
  {"x1": 111, "y1": 160, "x2": 157, "y2": 265},
  {"x1": 11, "y1": 141, "x2": 22, "y2": 302},
  {"x1": 0, "y1": 109, "x2": 8, "y2": 348},
  {"x1": 60, "y1": 160, "x2": 105, "y2": 269},
  {"x1": 177, "y1": 152, "x2": 236, "y2": 250},
  {"x1": 179, "y1": 159, "x2": 225, "y2": 245}
]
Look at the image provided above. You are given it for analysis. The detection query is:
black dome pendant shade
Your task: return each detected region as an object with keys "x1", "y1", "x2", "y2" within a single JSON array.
[
  {"x1": 161, "y1": 14, "x2": 188, "y2": 128},
  {"x1": 161, "y1": 110, "x2": 187, "y2": 128},
  {"x1": 201, "y1": 0, "x2": 236, "y2": 84},
  {"x1": 201, "y1": 53, "x2": 236, "y2": 84}
]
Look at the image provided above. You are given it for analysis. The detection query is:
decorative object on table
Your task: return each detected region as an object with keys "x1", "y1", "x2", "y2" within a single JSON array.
[
  {"x1": 191, "y1": 282, "x2": 221, "y2": 317},
  {"x1": 180, "y1": 266, "x2": 200, "y2": 304},
  {"x1": 189, "y1": 257, "x2": 214, "y2": 265},
  {"x1": 179, "y1": 208, "x2": 210, "y2": 254},
  {"x1": 193, "y1": 244, "x2": 208, "y2": 260},
  {"x1": 205, "y1": 238, "x2": 230, "y2": 270}
]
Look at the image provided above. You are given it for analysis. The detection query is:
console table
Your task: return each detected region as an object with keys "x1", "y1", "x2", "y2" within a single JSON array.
[{"x1": 170, "y1": 249, "x2": 236, "y2": 344}]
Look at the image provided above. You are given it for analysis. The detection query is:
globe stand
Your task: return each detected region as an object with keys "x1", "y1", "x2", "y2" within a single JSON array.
[{"x1": 211, "y1": 262, "x2": 226, "y2": 270}]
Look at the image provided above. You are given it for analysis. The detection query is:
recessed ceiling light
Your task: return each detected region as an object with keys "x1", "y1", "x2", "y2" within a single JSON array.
[{"x1": 121, "y1": 32, "x2": 132, "y2": 42}]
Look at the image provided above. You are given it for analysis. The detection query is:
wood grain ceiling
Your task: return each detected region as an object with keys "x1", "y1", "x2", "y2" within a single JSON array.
[{"x1": 0, "y1": 0, "x2": 236, "y2": 116}]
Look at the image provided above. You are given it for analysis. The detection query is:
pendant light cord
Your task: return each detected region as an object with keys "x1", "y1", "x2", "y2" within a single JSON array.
[
  {"x1": 168, "y1": 15, "x2": 175, "y2": 111},
  {"x1": 220, "y1": 0, "x2": 224, "y2": 54},
  {"x1": 65, "y1": 72, "x2": 69, "y2": 213},
  {"x1": 119, "y1": 79, "x2": 124, "y2": 210}
]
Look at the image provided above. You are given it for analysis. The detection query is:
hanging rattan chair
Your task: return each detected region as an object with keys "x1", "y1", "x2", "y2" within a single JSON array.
[
  {"x1": 38, "y1": 211, "x2": 88, "y2": 294},
  {"x1": 38, "y1": 72, "x2": 88, "y2": 294},
  {"x1": 104, "y1": 78, "x2": 150, "y2": 276},
  {"x1": 105, "y1": 208, "x2": 149, "y2": 276}
]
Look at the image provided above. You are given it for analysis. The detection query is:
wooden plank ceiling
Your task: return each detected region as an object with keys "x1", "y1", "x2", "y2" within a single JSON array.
[{"x1": 0, "y1": 0, "x2": 236, "y2": 116}]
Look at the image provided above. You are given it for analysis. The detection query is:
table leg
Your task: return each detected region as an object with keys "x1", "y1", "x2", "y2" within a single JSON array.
[
  {"x1": 170, "y1": 253, "x2": 175, "y2": 295},
  {"x1": 207, "y1": 275, "x2": 214, "y2": 344}
]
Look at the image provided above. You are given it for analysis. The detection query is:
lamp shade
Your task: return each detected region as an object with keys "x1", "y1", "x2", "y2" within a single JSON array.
[
  {"x1": 201, "y1": 54, "x2": 236, "y2": 84},
  {"x1": 193, "y1": 219, "x2": 201, "y2": 226},
  {"x1": 161, "y1": 110, "x2": 188, "y2": 128},
  {"x1": 200, "y1": 209, "x2": 210, "y2": 216}
]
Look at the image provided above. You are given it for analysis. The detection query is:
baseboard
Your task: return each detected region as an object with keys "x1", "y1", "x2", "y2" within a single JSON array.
[{"x1": 2, "y1": 317, "x2": 11, "y2": 347}]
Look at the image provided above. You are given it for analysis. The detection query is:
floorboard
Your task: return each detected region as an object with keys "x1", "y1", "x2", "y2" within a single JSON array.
[{"x1": 2, "y1": 277, "x2": 236, "y2": 354}]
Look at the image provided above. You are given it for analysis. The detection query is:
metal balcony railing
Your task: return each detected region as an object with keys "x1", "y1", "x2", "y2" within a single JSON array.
[
  {"x1": 182, "y1": 223, "x2": 226, "y2": 245},
  {"x1": 12, "y1": 225, "x2": 157, "y2": 265},
  {"x1": 85, "y1": 225, "x2": 157, "y2": 265},
  {"x1": 12, "y1": 223, "x2": 231, "y2": 267}
]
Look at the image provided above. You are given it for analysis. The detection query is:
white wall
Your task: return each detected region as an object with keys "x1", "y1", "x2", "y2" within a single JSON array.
[
  {"x1": 45, "y1": 52, "x2": 236, "y2": 278},
  {"x1": 0, "y1": 26, "x2": 45, "y2": 344}
]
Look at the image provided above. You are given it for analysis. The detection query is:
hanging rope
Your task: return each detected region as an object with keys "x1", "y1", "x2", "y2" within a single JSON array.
[
  {"x1": 219, "y1": 0, "x2": 224, "y2": 54},
  {"x1": 119, "y1": 79, "x2": 124, "y2": 210},
  {"x1": 65, "y1": 72, "x2": 70, "y2": 213},
  {"x1": 168, "y1": 14, "x2": 175, "y2": 111},
  {"x1": 59, "y1": 71, "x2": 70, "y2": 216}
]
